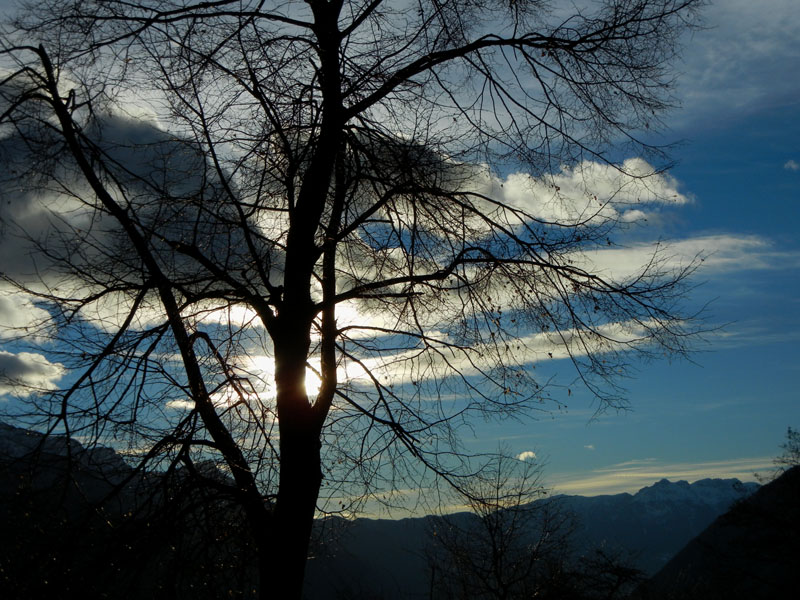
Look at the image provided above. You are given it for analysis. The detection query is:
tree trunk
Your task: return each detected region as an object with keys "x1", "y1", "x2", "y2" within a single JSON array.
[
  {"x1": 266, "y1": 422, "x2": 323, "y2": 599},
  {"x1": 264, "y1": 318, "x2": 324, "y2": 599}
]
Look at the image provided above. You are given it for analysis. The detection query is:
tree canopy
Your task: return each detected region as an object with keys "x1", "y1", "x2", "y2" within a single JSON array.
[{"x1": 0, "y1": 0, "x2": 703, "y2": 596}]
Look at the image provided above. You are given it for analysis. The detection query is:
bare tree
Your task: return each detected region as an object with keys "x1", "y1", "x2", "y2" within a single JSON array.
[
  {"x1": 756, "y1": 426, "x2": 800, "y2": 483},
  {"x1": 426, "y1": 453, "x2": 643, "y2": 600},
  {"x1": 0, "y1": 1, "x2": 703, "y2": 597},
  {"x1": 775, "y1": 427, "x2": 800, "y2": 472},
  {"x1": 427, "y1": 453, "x2": 572, "y2": 599}
]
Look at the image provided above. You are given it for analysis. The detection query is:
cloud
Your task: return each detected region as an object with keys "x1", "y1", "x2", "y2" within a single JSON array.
[
  {"x1": 165, "y1": 388, "x2": 277, "y2": 422},
  {"x1": 3, "y1": 100, "x2": 779, "y2": 356},
  {"x1": 517, "y1": 450, "x2": 537, "y2": 461},
  {"x1": 784, "y1": 160, "x2": 800, "y2": 171},
  {"x1": 0, "y1": 113, "x2": 279, "y2": 333},
  {"x1": 706, "y1": 323, "x2": 800, "y2": 351},
  {"x1": 0, "y1": 351, "x2": 65, "y2": 397},
  {"x1": 551, "y1": 456, "x2": 772, "y2": 496},
  {"x1": 165, "y1": 399, "x2": 195, "y2": 411},
  {"x1": 1, "y1": 101, "x2": 793, "y2": 413},
  {"x1": 163, "y1": 314, "x2": 664, "y2": 410},
  {"x1": 584, "y1": 444, "x2": 595, "y2": 451},
  {"x1": 577, "y1": 234, "x2": 800, "y2": 280},
  {"x1": 333, "y1": 317, "x2": 667, "y2": 393},
  {"x1": 333, "y1": 231, "x2": 800, "y2": 382},
  {"x1": 0, "y1": 287, "x2": 51, "y2": 339},
  {"x1": 464, "y1": 158, "x2": 687, "y2": 227}
]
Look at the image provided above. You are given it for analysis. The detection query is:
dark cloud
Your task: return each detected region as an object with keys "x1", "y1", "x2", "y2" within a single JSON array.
[
  {"x1": 0, "y1": 111, "x2": 283, "y2": 301},
  {"x1": 0, "y1": 350, "x2": 63, "y2": 395}
]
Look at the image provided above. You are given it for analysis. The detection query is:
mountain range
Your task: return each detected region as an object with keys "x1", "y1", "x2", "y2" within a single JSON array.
[
  {"x1": 2, "y1": 421, "x2": 787, "y2": 599},
  {"x1": 638, "y1": 465, "x2": 800, "y2": 599},
  {"x1": 303, "y1": 477, "x2": 759, "y2": 599}
]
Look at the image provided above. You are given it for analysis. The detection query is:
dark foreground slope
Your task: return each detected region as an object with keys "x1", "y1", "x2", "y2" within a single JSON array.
[
  {"x1": 0, "y1": 422, "x2": 258, "y2": 599},
  {"x1": 638, "y1": 465, "x2": 800, "y2": 599}
]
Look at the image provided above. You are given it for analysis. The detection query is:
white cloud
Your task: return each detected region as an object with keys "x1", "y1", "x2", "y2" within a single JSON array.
[
  {"x1": 517, "y1": 450, "x2": 537, "y2": 461},
  {"x1": 161, "y1": 314, "x2": 660, "y2": 410},
  {"x1": 584, "y1": 444, "x2": 595, "y2": 451},
  {"x1": 464, "y1": 158, "x2": 687, "y2": 227},
  {"x1": 706, "y1": 323, "x2": 800, "y2": 350},
  {"x1": 0, "y1": 287, "x2": 51, "y2": 339},
  {"x1": 165, "y1": 399, "x2": 195, "y2": 411},
  {"x1": 332, "y1": 232, "x2": 800, "y2": 371},
  {"x1": 577, "y1": 234, "x2": 800, "y2": 280},
  {"x1": 165, "y1": 388, "x2": 277, "y2": 421},
  {"x1": 335, "y1": 317, "x2": 665, "y2": 393},
  {"x1": 1, "y1": 100, "x2": 793, "y2": 412},
  {"x1": 0, "y1": 350, "x2": 65, "y2": 397},
  {"x1": 784, "y1": 160, "x2": 800, "y2": 171},
  {"x1": 515, "y1": 319, "x2": 662, "y2": 360}
]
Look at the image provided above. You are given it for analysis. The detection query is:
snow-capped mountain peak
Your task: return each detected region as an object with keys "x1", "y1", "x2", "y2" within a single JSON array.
[{"x1": 633, "y1": 477, "x2": 759, "y2": 508}]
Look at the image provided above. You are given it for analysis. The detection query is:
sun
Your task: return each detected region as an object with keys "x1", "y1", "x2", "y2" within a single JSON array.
[
  {"x1": 305, "y1": 368, "x2": 322, "y2": 397},
  {"x1": 243, "y1": 354, "x2": 323, "y2": 398}
]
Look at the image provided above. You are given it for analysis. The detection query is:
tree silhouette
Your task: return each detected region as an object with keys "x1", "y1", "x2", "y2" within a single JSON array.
[
  {"x1": 775, "y1": 427, "x2": 800, "y2": 472},
  {"x1": 426, "y1": 453, "x2": 643, "y2": 599},
  {"x1": 427, "y1": 454, "x2": 572, "y2": 599},
  {"x1": 0, "y1": 1, "x2": 702, "y2": 596}
]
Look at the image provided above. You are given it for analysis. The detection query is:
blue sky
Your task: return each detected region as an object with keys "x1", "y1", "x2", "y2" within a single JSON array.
[
  {"x1": 501, "y1": 0, "x2": 800, "y2": 495},
  {"x1": 0, "y1": 1, "x2": 798, "y2": 501}
]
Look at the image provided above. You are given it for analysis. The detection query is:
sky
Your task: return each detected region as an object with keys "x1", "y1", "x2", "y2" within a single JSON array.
[
  {"x1": 513, "y1": 0, "x2": 800, "y2": 495},
  {"x1": 0, "y1": 0, "x2": 798, "y2": 502}
]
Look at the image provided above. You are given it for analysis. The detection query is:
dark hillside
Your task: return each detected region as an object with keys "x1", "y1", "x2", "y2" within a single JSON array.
[
  {"x1": 0, "y1": 422, "x2": 258, "y2": 599},
  {"x1": 638, "y1": 465, "x2": 800, "y2": 599}
]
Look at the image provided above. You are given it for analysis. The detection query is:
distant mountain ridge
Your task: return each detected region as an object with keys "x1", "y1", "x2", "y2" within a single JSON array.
[
  {"x1": 631, "y1": 476, "x2": 759, "y2": 508},
  {"x1": 303, "y1": 477, "x2": 759, "y2": 599},
  {"x1": 0, "y1": 421, "x2": 131, "y2": 473},
  {"x1": 555, "y1": 477, "x2": 760, "y2": 574}
]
